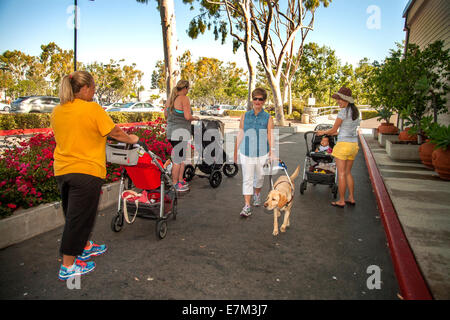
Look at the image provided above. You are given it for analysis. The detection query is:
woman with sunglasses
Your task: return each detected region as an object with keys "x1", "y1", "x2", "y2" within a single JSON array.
[{"x1": 234, "y1": 88, "x2": 274, "y2": 217}]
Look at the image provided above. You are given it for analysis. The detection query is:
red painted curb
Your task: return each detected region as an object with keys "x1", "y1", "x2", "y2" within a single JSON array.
[
  {"x1": 0, "y1": 121, "x2": 155, "y2": 136},
  {"x1": 359, "y1": 131, "x2": 433, "y2": 300}
]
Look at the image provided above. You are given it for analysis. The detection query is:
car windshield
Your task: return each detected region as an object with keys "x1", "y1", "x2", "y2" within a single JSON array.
[
  {"x1": 13, "y1": 97, "x2": 29, "y2": 103},
  {"x1": 120, "y1": 103, "x2": 134, "y2": 108}
]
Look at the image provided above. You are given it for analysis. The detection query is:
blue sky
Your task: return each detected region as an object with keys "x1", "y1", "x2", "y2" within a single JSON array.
[{"x1": 0, "y1": 0, "x2": 409, "y2": 89}]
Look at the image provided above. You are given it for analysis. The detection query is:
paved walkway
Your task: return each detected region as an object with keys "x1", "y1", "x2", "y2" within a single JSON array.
[
  {"x1": 1, "y1": 115, "x2": 448, "y2": 300},
  {"x1": 0, "y1": 129, "x2": 399, "y2": 299}
]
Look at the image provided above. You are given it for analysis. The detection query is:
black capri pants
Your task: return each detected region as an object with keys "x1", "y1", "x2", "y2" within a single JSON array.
[{"x1": 56, "y1": 173, "x2": 104, "y2": 256}]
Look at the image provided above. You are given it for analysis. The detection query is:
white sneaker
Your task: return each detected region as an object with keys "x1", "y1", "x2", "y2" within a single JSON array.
[
  {"x1": 240, "y1": 205, "x2": 252, "y2": 217},
  {"x1": 253, "y1": 193, "x2": 261, "y2": 207}
]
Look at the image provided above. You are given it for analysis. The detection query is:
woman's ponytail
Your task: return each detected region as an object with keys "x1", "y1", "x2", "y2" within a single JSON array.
[
  {"x1": 167, "y1": 79, "x2": 190, "y2": 114},
  {"x1": 59, "y1": 74, "x2": 74, "y2": 105},
  {"x1": 59, "y1": 71, "x2": 94, "y2": 105},
  {"x1": 346, "y1": 103, "x2": 360, "y2": 121}
]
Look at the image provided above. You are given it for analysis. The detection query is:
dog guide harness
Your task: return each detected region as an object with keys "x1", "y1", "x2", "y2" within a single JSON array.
[{"x1": 265, "y1": 159, "x2": 294, "y2": 210}]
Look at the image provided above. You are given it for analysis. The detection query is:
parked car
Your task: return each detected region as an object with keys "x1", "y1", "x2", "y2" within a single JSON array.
[
  {"x1": 107, "y1": 102, "x2": 162, "y2": 113},
  {"x1": 210, "y1": 105, "x2": 235, "y2": 117},
  {"x1": 103, "y1": 102, "x2": 124, "y2": 110},
  {"x1": 0, "y1": 102, "x2": 10, "y2": 112},
  {"x1": 10, "y1": 96, "x2": 60, "y2": 113},
  {"x1": 200, "y1": 106, "x2": 213, "y2": 116}
]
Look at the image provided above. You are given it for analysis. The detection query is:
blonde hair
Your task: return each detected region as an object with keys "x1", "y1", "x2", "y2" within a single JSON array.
[
  {"x1": 167, "y1": 80, "x2": 190, "y2": 114},
  {"x1": 59, "y1": 71, "x2": 95, "y2": 105}
]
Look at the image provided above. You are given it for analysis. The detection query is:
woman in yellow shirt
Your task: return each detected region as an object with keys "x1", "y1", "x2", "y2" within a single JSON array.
[{"x1": 51, "y1": 71, "x2": 139, "y2": 281}]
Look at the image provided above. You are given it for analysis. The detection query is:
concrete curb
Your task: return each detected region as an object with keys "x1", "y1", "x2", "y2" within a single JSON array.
[
  {"x1": 0, "y1": 181, "x2": 120, "y2": 249},
  {"x1": 359, "y1": 131, "x2": 433, "y2": 300}
]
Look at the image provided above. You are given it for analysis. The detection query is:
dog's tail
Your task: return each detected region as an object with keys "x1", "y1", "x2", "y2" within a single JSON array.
[{"x1": 290, "y1": 165, "x2": 301, "y2": 181}]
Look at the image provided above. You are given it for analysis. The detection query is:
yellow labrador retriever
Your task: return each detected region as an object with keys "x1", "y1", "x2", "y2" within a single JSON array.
[{"x1": 263, "y1": 165, "x2": 300, "y2": 236}]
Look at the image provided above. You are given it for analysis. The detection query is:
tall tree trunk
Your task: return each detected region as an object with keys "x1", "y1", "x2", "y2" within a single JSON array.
[
  {"x1": 246, "y1": 60, "x2": 256, "y2": 110},
  {"x1": 159, "y1": 0, "x2": 180, "y2": 100},
  {"x1": 265, "y1": 70, "x2": 285, "y2": 126},
  {"x1": 244, "y1": 35, "x2": 255, "y2": 110}
]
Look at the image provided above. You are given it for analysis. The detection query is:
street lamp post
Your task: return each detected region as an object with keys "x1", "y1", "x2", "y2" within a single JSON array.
[
  {"x1": 74, "y1": 0, "x2": 77, "y2": 71},
  {"x1": 73, "y1": 0, "x2": 94, "y2": 71}
]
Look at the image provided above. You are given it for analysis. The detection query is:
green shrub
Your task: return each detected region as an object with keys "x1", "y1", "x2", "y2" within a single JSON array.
[
  {"x1": 0, "y1": 112, "x2": 164, "y2": 130},
  {"x1": 361, "y1": 110, "x2": 378, "y2": 121},
  {"x1": 225, "y1": 110, "x2": 246, "y2": 117}
]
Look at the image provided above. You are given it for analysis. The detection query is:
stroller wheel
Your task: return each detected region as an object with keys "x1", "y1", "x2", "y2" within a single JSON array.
[
  {"x1": 183, "y1": 165, "x2": 195, "y2": 182},
  {"x1": 111, "y1": 214, "x2": 123, "y2": 232},
  {"x1": 223, "y1": 163, "x2": 239, "y2": 177},
  {"x1": 156, "y1": 219, "x2": 168, "y2": 240},
  {"x1": 300, "y1": 181, "x2": 307, "y2": 195},
  {"x1": 209, "y1": 170, "x2": 222, "y2": 188}
]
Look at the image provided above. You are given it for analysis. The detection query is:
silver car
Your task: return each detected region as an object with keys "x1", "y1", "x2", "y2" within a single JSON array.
[{"x1": 10, "y1": 96, "x2": 60, "y2": 113}]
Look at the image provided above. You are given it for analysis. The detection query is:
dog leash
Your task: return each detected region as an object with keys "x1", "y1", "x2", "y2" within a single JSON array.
[{"x1": 264, "y1": 159, "x2": 294, "y2": 191}]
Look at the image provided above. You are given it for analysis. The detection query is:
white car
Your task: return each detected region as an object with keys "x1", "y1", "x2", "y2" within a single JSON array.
[
  {"x1": 108, "y1": 102, "x2": 163, "y2": 113},
  {"x1": 0, "y1": 102, "x2": 11, "y2": 112},
  {"x1": 103, "y1": 102, "x2": 124, "y2": 110},
  {"x1": 210, "y1": 105, "x2": 235, "y2": 116}
]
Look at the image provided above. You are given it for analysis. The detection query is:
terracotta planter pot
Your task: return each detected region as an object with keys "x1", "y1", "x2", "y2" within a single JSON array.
[
  {"x1": 378, "y1": 123, "x2": 399, "y2": 134},
  {"x1": 432, "y1": 148, "x2": 450, "y2": 180},
  {"x1": 398, "y1": 128, "x2": 418, "y2": 142},
  {"x1": 419, "y1": 141, "x2": 436, "y2": 169}
]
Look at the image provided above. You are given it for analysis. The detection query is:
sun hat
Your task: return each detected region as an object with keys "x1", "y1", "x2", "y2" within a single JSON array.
[{"x1": 332, "y1": 87, "x2": 354, "y2": 104}]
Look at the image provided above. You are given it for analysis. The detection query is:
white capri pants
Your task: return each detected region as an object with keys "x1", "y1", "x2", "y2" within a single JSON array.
[{"x1": 239, "y1": 152, "x2": 268, "y2": 195}]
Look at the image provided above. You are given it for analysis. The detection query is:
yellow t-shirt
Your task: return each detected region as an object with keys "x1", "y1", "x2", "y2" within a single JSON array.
[{"x1": 51, "y1": 98, "x2": 116, "y2": 179}]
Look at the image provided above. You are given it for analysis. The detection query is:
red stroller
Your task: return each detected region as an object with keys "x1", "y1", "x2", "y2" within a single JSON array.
[{"x1": 107, "y1": 140, "x2": 177, "y2": 240}]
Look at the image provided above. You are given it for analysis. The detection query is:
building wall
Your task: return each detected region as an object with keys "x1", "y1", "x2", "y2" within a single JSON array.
[{"x1": 406, "y1": 0, "x2": 450, "y2": 125}]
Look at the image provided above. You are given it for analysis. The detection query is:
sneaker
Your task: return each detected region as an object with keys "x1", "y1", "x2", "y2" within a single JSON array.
[
  {"x1": 253, "y1": 193, "x2": 261, "y2": 207},
  {"x1": 180, "y1": 179, "x2": 189, "y2": 187},
  {"x1": 58, "y1": 259, "x2": 96, "y2": 281},
  {"x1": 240, "y1": 205, "x2": 252, "y2": 218},
  {"x1": 77, "y1": 241, "x2": 107, "y2": 261},
  {"x1": 175, "y1": 182, "x2": 189, "y2": 192}
]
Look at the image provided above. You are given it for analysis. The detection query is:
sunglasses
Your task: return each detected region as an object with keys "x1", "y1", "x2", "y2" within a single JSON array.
[{"x1": 253, "y1": 97, "x2": 265, "y2": 101}]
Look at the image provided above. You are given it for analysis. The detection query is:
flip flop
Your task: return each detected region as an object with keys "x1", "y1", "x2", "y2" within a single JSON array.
[
  {"x1": 331, "y1": 202, "x2": 345, "y2": 208},
  {"x1": 345, "y1": 201, "x2": 356, "y2": 205}
]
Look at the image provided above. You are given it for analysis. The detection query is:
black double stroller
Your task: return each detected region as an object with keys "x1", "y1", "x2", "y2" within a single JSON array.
[
  {"x1": 183, "y1": 119, "x2": 238, "y2": 188},
  {"x1": 300, "y1": 124, "x2": 338, "y2": 198}
]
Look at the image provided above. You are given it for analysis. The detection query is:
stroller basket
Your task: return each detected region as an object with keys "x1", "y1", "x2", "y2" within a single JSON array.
[
  {"x1": 306, "y1": 171, "x2": 335, "y2": 185},
  {"x1": 124, "y1": 190, "x2": 175, "y2": 218}
]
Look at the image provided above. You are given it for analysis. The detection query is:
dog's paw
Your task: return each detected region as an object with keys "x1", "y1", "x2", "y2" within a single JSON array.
[
  {"x1": 280, "y1": 225, "x2": 286, "y2": 232},
  {"x1": 272, "y1": 229, "x2": 279, "y2": 236}
]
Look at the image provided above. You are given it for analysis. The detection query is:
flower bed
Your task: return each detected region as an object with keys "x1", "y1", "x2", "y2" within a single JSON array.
[{"x1": 0, "y1": 118, "x2": 172, "y2": 219}]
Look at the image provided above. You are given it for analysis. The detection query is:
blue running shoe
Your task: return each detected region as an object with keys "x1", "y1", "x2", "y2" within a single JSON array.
[
  {"x1": 58, "y1": 259, "x2": 95, "y2": 281},
  {"x1": 77, "y1": 241, "x2": 107, "y2": 261}
]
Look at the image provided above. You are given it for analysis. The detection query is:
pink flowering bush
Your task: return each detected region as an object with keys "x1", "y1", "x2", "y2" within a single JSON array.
[{"x1": 0, "y1": 118, "x2": 172, "y2": 218}]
